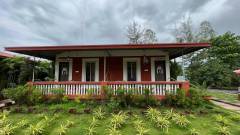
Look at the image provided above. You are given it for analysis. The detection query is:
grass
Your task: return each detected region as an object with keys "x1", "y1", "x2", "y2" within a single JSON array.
[
  {"x1": 3, "y1": 102, "x2": 240, "y2": 135},
  {"x1": 207, "y1": 90, "x2": 239, "y2": 103}
]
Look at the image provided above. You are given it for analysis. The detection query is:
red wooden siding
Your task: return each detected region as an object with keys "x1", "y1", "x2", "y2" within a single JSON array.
[
  {"x1": 106, "y1": 57, "x2": 123, "y2": 81},
  {"x1": 72, "y1": 57, "x2": 82, "y2": 81},
  {"x1": 71, "y1": 56, "x2": 155, "y2": 81}
]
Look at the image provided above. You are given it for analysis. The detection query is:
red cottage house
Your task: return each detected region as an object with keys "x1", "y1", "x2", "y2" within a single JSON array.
[{"x1": 5, "y1": 43, "x2": 210, "y2": 99}]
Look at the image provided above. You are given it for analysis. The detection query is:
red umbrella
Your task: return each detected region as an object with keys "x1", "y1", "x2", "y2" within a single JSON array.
[{"x1": 233, "y1": 69, "x2": 240, "y2": 75}]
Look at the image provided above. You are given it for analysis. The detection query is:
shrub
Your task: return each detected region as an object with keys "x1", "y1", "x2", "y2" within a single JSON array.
[
  {"x1": 93, "y1": 107, "x2": 105, "y2": 120},
  {"x1": 102, "y1": 86, "x2": 114, "y2": 99},
  {"x1": 172, "y1": 114, "x2": 190, "y2": 128},
  {"x1": 48, "y1": 88, "x2": 65, "y2": 103},
  {"x1": 110, "y1": 111, "x2": 128, "y2": 129},
  {"x1": 164, "y1": 109, "x2": 176, "y2": 120},
  {"x1": 145, "y1": 107, "x2": 161, "y2": 121},
  {"x1": 216, "y1": 126, "x2": 230, "y2": 135},
  {"x1": 189, "y1": 128, "x2": 200, "y2": 135},
  {"x1": 215, "y1": 115, "x2": 228, "y2": 126},
  {"x1": 106, "y1": 126, "x2": 121, "y2": 135},
  {"x1": 2, "y1": 85, "x2": 42, "y2": 105},
  {"x1": 155, "y1": 116, "x2": 170, "y2": 133},
  {"x1": 106, "y1": 99, "x2": 120, "y2": 112}
]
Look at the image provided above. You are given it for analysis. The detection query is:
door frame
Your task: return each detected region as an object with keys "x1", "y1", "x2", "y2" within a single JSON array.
[
  {"x1": 55, "y1": 59, "x2": 73, "y2": 81},
  {"x1": 82, "y1": 58, "x2": 99, "y2": 82},
  {"x1": 151, "y1": 56, "x2": 170, "y2": 81}
]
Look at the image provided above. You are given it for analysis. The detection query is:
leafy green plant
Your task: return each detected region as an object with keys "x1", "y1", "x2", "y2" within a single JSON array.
[
  {"x1": 155, "y1": 116, "x2": 170, "y2": 133},
  {"x1": 215, "y1": 115, "x2": 228, "y2": 126},
  {"x1": 74, "y1": 96, "x2": 81, "y2": 103},
  {"x1": 133, "y1": 119, "x2": 149, "y2": 135},
  {"x1": 0, "y1": 124, "x2": 17, "y2": 135},
  {"x1": 110, "y1": 112, "x2": 127, "y2": 129},
  {"x1": 85, "y1": 126, "x2": 96, "y2": 135},
  {"x1": 145, "y1": 107, "x2": 161, "y2": 121},
  {"x1": 28, "y1": 122, "x2": 45, "y2": 135},
  {"x1": 216, "y1": 126, "x2": 230, "y2": 135},
  {"x1": 164, "y1": 109, "x2": 176, "y2": 120},
  {"x1": 65, "y1": 120, "x2": 74, "y2": 128},
  {"x1": 57, "y1": 124, "x2": 67, "y2": 135},
  {"x1": 172, "y1": 114, "x2": 190, "y2": 128},
  {"x1": 17, "y1": 119, "x2": 29, "y2": 128},
  {"x1": 106, "y1": 126, "x2": 121, "y2": 135},
  {"x1": 90, "y1": 117, "x2": 98, "y2": 128},
  {"x1": 229, "y1": 114, "x2": 240, "y2": 122},
  {"x1": 2, "y1": 85, "x2": 42, "y2": 105},
  {"x1": 93, "y1": 107, "x2": 105, "y2": 120},
  {"x1": 189, "y1": 128, "x2": 200, "y2": 135}
]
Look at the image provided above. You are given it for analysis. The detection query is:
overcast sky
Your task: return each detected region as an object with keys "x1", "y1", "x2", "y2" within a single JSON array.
[{"x1": 0, "y1": 0, "x2": 239, "y2": 50}]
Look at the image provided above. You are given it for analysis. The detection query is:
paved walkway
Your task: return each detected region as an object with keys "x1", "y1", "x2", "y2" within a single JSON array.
[{"x1": 211, "y1": 100, "x2": 240, "y2": 113}]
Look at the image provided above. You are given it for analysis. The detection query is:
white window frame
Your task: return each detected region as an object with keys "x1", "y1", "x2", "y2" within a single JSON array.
[
  {"x1": 151, "y1": 56, "x2": 170, "y2": 81},
  {"x1": 55, "y1": 59, "x2": 73, "y2": 81},
  {"x1": 123, "y1": 57, "x2": 141, "y2": 81},
  {"x1": 82, "y1": 58, "x2": 99, "y2": 82}
]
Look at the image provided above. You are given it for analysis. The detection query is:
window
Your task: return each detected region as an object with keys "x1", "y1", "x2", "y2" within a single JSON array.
[
  {"x1": 123, "y1": 58, "x2": 141, "y2": 81},
  {"x1": 59, "y1": 62, "x2": 69, "y2": 81},
  {"x1": 82, "y1": 58, "x2": 99, "y2": 82},
  {"x1": 127, "y1": 62, "x2": 137, "y2": 81},
  {"x1": 85, "y1": 62, "x2": 96, "y2": 81}
]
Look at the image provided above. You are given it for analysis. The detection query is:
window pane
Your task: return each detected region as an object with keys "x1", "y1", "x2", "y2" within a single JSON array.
[
  {"x1": 59, "y1": 62, "x2": 69, "y2": 81},
  {"x1": 86, "y1": 62, "x2": 95, "y2": 81},
  {"x1": 127, "y1": 62, "x2": 136, "y2": 81}
]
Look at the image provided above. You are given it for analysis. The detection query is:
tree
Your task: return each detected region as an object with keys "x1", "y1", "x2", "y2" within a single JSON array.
[
  {"x1": 142, "y1": 29, "x2": 158, "y2": 43},
  {"x1": 170, "y1": 60, "x2": 182, "y2": 80},
  {"x1": 126, "y1": 21, "x2": 158, "y2": 44},
  {"x1": 174, "y1": 16, "x2": 195, "y2": 43},
  {"x1": 196, "y1": 21, "x2": 216, "y2": 42},
  {"x1": 127, "y1": 21, "x2": 144, "y2": 44},
  {"x1": 186, "y1": 32, "x2": 240, "y2": 88}
]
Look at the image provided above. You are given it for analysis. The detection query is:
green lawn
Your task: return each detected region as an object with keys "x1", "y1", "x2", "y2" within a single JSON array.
[
  {"x1": 3, "y1": 102, "x2": 240, "y2": 135},
  {"x1": 207, "y1": 90, "x2": 239, "y2": 103}
]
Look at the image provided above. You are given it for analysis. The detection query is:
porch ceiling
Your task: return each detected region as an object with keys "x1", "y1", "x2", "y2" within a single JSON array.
[{"x1": 5, "y1": 43, "x2": 210, "y2": 60}]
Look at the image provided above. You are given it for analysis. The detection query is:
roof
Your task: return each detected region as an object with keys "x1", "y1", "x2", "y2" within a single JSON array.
[
  {"x1": 5, "y1": 43, "x2": 210, "y2": 60},
  {"x1": 0, "y1": 52, "x2": 14, "y2": 58}
]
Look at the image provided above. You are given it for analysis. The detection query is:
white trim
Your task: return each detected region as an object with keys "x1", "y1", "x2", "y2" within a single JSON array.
[
  {"x1": 123, "y1": 58, "x2": 141, "y2": 81},
  {"x1": 55, "y1": 59, "x2": 72, "y2": 81},
  {"x1": 104, "y1": 57, "x2": 106, "y2": 81},
  {"x1": 82, "y1": 58, "x2": 99, "y2": 82},
  {"x1": 151, "y1": 56, "x2": 170, "y2": 81}
]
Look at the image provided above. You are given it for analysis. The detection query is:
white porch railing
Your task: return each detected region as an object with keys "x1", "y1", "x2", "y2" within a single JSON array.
[{"x1": 31, "y1": 81, "x2": 189, "y2": 100}]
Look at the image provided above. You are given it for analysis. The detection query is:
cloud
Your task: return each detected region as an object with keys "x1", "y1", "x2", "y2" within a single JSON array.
[{"x1": 0, "y1": 0, "x2": 239, "y2": 50}]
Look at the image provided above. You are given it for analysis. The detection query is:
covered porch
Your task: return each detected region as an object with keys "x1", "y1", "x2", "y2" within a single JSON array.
[{"x1": 6, "y1": 43, "x2": 210, "y2": 99}]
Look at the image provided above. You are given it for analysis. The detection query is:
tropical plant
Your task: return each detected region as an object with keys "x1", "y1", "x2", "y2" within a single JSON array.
[
  {"x1": 90, "y1": 117, "x2": 98, "y2": 128},
  {"x1": 216, "y1": 126, "x2": 230, "y2": 135},
  {"x1": 28, "y1": 122, "x2": 45, "y2": 135},
  {"x1": 57, "y1": 124, "x2": 67, "y2": 135},
  {"x1": 17, "y1": 119, "x2": 29, "y2": 128},
  {"x1": 93, "y1": 107, "x2": 105, "y2": 120},
  {"x1": 0, "y1": 124, "x2": 17, "y2": 135},
  {"x1": 155, "y1": 116, "x2": 170, "y2": 133},
  {"x1": 85, "y1": 126, "x2": 96, "y2": 135},
  {"x1": 164, "y1": 109, "x2": 176, "y2": 120},
  {"x1": 110, "y1": 112, "x2": 127, "y2": 129},
  {"x1": 172, "y1": 114, "x2": 190, "y2": 128},
  {"x1": 135, "y1": 126, "x2": 149, "y2": 135},
  {"x1": 106, "y1": 126, "x2": 122, "y2": 135},
  {"x1": 145, "y1": 107, "x2": 161, "y2": 121},
  {"x1": 189, "y1": 128, "x2": 200, "y2": 135},
  {"x1": 229, "y1": 114, "x2": 240, "y2": 122},
  {"x1": 215, "y1": 115, "x2": 228, "y2": 126},
  {"x1": 65, "y1": 120, "x2": 74, "y2": 128}
]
